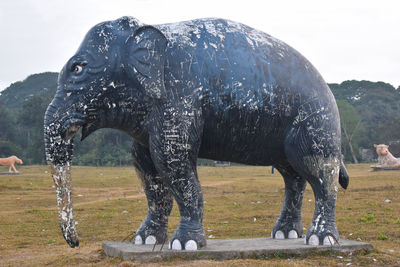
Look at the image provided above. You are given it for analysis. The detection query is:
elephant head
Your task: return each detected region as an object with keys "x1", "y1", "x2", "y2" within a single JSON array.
[{"x1": 44, "y1": 16, "x2": 168, "y2": 247}]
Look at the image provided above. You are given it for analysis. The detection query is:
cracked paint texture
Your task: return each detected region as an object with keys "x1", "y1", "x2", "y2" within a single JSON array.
[{"x1": 44, "y1": 16, "x2": 349, "y2": 250}]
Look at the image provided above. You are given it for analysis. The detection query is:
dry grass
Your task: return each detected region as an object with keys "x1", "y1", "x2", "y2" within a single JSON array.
[{"x1": 0, "y1": 164, "x2": 399, "y2": 266}]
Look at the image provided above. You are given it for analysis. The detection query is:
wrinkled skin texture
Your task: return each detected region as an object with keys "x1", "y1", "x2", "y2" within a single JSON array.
[
  {"x1": 44, "y1": 17, "x2": 349, "y2": 250},
  {"x1": 372, "y1": 144, "x2": 400, "y2": 168}
]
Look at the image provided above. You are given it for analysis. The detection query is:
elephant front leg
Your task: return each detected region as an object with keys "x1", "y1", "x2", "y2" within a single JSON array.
[
  {"x1": 150, "y1": 104, "x2": 206, "y2": 250},
  {"x1": 151, "y1": 146, "x2": 206, "y2": 251},
  {"x1": 165, "y1": 167, "x2": 205, "y2": 251},
  {"x1": 272, "y1": 165, "x2": 306, "y2": 239},
  {"x1": 132, "y1": 141, "x2": 173, "y2": 245}
]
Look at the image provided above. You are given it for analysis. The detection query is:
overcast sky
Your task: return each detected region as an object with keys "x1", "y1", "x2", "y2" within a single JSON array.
[{"x1": 0, "y1": 0, "x2": 399, "y2": 92}]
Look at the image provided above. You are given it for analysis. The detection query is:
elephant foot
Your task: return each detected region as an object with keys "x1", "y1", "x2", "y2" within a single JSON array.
[
  {"x1": 133, "y1": 218, "x2": 168, "y2": 245},
  {"x1": 305, "y1": 216, "x2": 339, "y2": 245},
  {"x1": 272, "y1": 219, "x2": 303, "y2": 239},
  {"x1": 134, "y1": 233, "x2": 164, "y2": 245},
  {"x1": 168, "y1": 222, "x2": 206, "y2": 251}
]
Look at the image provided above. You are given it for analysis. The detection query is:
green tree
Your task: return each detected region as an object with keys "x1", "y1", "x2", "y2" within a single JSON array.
[
  {"x1": 330, "y1": 81, "x2": 400, "y2": 162},
  {"x1": 376, "y1": 116, "x2": 400, "y2": 142},
  {"x1": 0, "y1": 100, "x2": 17, "y2": 141},
  {"x1": 337, "y1": 100, "x2": 363, "y2": 163},
  {"x1": 0, "y1": 101, "x2": 22, "y2": 157},
  {"x1": 0, "y1": 72, "x2": 57, "y2": 110},
  {"x1": 73, "y1": 129, "x2": 132, "y2": 166},
  {"x1": 0, "y1": 141, "x2": 22, "y2": 157},
  {"x1": 18, "y1": 95, "x2": 48, "y2": 164}
]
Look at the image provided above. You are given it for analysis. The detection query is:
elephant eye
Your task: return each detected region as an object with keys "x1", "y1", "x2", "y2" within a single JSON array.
[
  {"x1": 71, "y1": 62, "x2": 87, "y2": 75},
  {"x1": 73, "y1": 65, "x2": 83, "y2": 74}
]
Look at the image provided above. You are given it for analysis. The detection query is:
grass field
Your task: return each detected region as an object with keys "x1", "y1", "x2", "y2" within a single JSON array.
[{"x1": 0, "y1": 164, "x2": 399, "y2": 266}]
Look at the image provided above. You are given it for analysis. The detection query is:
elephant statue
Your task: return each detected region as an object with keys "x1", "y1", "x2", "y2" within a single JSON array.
[{"x1": 44, "y1": 16, "x2": 349, "y2": 250}]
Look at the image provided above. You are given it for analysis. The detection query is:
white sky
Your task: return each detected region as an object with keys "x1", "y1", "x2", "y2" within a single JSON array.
[{"x1": 0, "y1": 0, "x2": 399, "y2": 91}]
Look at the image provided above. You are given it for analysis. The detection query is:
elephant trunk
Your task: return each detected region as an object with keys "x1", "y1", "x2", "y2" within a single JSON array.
[
  {"x1": 49, "y1": 162, "x2": 79, "y2": 248},
  {"x1": 44, "y1": 95, "x2": 79, "y2": 248}
]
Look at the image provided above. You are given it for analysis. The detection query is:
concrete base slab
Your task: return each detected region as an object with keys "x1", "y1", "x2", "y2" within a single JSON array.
[{"x1": 102, "y1": 238, "x2": 373, "y2": 261}]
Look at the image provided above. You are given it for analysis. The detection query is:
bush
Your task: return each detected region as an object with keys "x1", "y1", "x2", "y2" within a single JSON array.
[{"x1": 0, "y1": 141, "x2": 22, "y2": 157}]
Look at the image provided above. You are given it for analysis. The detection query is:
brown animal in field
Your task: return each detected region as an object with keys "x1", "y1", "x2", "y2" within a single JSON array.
[
  {"x1": 373, "y1": 144, "x2": 400, "y2": 168},
  {"x1": 0, "y1": 156, "x2": 23, "y2": 173}
]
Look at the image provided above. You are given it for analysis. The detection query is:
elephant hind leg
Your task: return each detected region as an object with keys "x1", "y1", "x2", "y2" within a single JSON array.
[
  {"x1": 284, "y1": 124, "x2": 341, "y2": 245},
  {"x1": 272, "y1": 164, "x2": 306, "y2": 240}
]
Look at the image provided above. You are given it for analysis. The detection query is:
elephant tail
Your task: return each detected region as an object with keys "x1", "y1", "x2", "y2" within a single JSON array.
[{"x1": 339, "y1": 161, "x2": 349, "y2": 189}]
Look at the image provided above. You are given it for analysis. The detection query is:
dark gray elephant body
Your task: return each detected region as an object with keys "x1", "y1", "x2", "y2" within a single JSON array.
[{"x1": 44, "y1": 17, "x2": 349, "y2": 250}]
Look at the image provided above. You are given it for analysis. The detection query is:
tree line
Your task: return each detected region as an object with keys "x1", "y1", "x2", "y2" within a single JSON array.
[
  {"x1": 0, "y1": 72, "x2": 399, "y2": 165},
  {"x1": 0, "y1": 73, "x2": 132, "y2": 166},
  {"x1": 331, "y1": 81, "x2": 400, "y2": 162}
]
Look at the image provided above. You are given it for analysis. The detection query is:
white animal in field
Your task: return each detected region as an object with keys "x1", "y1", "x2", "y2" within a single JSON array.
[
  {"x1": 0, "y1": 156, "x2": 23, "y2": 173},
  {"x1": 373, "y1": 144, "x2": 400, "y2": 168}
]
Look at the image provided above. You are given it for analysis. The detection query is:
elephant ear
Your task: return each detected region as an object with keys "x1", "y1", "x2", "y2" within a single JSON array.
[{"x1": 125, "y1": 26, "x2": 168, "y2": 99}]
